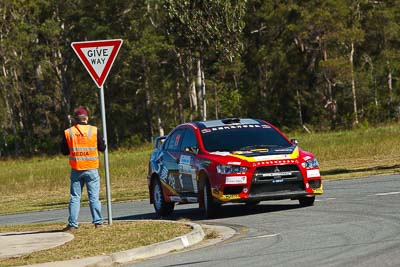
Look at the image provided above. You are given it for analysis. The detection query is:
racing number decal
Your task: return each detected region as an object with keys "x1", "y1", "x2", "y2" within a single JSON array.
[{"x1": 178, "y1": 155, "x2": 198, "y2": 193}]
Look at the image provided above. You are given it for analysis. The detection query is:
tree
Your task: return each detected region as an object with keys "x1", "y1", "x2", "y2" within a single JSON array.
[{"x1": 164, "y1": 0, "x2": 247, "y2": 120}]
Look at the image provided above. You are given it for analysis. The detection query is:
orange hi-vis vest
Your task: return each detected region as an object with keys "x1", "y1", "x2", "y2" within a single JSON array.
[{"x1": 65, "y1": 125, "x2": 99, "y2": 170}]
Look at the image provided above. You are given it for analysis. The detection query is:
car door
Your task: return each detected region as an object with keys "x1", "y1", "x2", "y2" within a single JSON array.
[
  {"x1": 177, "y1": 128, "x2": 199, "y2": 195},
  {"x1": 162, "y1": 128, "x2": 190, "y2": 194}
]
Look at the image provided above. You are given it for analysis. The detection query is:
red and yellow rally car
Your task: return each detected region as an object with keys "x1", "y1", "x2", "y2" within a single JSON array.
[{"x1": 147, "y1": 118, "x2": 323, "y2": 218}]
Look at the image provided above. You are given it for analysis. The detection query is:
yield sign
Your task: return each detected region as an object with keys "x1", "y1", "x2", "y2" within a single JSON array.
[{"x1": 71, "y1": 39, "x2": 123, "y2": 88}]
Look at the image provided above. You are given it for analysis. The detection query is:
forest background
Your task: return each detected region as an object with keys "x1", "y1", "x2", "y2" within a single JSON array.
[{"x1": 1, "y1": 0, "x2": 400, "y2": 157}]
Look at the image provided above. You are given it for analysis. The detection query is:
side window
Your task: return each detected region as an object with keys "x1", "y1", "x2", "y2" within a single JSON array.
[
  {"x1": 166, "y1": 129, "x2": 184, "y2": 151},
  {"x1": 180, "y1": 129, "x2": 197, "y2": 151}
]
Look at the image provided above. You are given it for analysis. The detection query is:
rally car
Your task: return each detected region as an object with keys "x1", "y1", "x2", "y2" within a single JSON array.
[{"x1": 147, "y1": 118, "x2": 323, "y2": 218}]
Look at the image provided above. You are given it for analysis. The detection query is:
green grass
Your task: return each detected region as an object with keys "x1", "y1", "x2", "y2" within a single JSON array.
[
  {"x1": 1, "y1": 124, "x2": 400, "y2": 215},
  {"x1": 0, "y1": 221, "x2": 191, "y2": 266}
]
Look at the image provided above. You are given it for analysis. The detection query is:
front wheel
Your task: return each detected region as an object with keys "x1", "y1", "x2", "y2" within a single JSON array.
[
  {"x1": 152, "y1": 178, "x2": 174, "y2": 217},
  {"x1": 299, "y1": 196, "x2": 315, "y2": 207},
  {"x1": 203, "y1": 179, "x2": 220, "y2": 218}
]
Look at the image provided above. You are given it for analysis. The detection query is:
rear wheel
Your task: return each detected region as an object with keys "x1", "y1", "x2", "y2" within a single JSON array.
[
  {"x1": 299, "y1": 196, "x2": 315, "y2": 207},
  {"x1": 152, "y1": 178, "x2": 174, "y2": 217},
  {"x1": 203, "y1": 179, "x2": 220, "y2": 218}
]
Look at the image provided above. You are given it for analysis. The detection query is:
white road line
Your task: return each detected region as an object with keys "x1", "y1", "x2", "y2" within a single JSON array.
[
  {"x1": 316, "y1": 198, "x2": 336, "y2": 202},
  {"x1": 250, "y1": 233, "x2": 281, "y2": 239},
  {"x1": 375, "y1": 191, "x2": 400, "y2": 196}
]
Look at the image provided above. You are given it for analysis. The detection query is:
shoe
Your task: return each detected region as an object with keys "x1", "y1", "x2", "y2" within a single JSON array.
[
  {"x1": 63, "y1": 225, "x2": 78, "y2": 231},
  {"x1": 95, "y1": 224, "x2": 103, "y2": 229}
]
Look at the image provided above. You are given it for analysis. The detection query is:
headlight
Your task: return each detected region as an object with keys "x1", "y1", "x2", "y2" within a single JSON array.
[
  {"x1": 301, "y1": 158, "x2": 319, "y2": 169},
  {"x1": 216, "y1": 165, "x2": 248, "y2": 174}
]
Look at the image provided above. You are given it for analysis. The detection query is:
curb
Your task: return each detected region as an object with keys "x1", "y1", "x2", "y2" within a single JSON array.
[
  {"x1": 26, "y1": 221, "x2": 205, "y2": 267},
  {"x1": 111, "y1": 222, "x2": 204, "y2": 265}
]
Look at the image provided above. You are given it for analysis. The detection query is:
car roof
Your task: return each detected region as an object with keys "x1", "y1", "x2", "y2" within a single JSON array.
[{"x1": 190, "y1": 118, "x2": 264, "y2": 130}]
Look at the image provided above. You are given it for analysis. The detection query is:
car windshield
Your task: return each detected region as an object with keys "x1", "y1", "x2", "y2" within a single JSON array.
[{"x1": 201, "y1": 126, "x2": 292, "y2": 152}]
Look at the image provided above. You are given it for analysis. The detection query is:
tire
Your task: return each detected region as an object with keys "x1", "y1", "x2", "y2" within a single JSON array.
[
  {"x1": 299, "y1": 196, "x2": 315, "y2": 207},
  {"x1": 152, "y1": 178, "x2": 174, "y2": 217},
  {"x1": 203, "y1": 179, "x2": 220, "y2": 218}
]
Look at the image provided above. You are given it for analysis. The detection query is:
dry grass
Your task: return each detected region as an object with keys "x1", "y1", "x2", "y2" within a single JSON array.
[{"x1": 0, "y1": 221, "x2": 191, "y2": 266}]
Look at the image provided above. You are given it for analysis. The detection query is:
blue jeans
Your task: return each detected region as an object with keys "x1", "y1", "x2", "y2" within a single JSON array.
[{"x1": 68, "y1": 169, "x2": 103, "y2": 227}]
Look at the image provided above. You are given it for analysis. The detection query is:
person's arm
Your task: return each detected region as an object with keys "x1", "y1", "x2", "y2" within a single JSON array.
[
  {"x1": 60, "y1": 132, "x2": 70, "y2": 155},
  {"x1": 97, "y1": 129, "x2": 106, "y2": 152}
]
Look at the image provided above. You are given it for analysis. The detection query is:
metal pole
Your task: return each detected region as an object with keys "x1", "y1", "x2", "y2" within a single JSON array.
[{"x1": 99, "y1": 85, "x2": 112, "y2": 225}]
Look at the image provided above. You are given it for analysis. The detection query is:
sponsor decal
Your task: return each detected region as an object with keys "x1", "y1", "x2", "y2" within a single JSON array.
[
  {"x1": 227, "y1": 161, "x2": 241, "y2": 165},
  {"x1": 186, "y1": 197, "x2": 198, "y2": 203},
  {"x1": 160, "y1": 166, "x2": 169, "y2": 182},
  {"x1": 170, "y1": 196, "x2": 181, "y2": 202},
  {"x1": 303, "y1": 156, "x2": 312, "y2": 161},
  {"x1": 307, "y1": 169, "x2": 320, "y2": 178},
  {"x1": 253, "y1": 154, "x2": 292, "y2": 161},
  {"x1": 262, "y1": 172, "x2": 292, "y2": 177},
  {"x1": 224, "y1": 194, "x2": 240, "y2": 199},
  {"x1": 232, "y1": 147, "x2": 299, "y2": 162},
  {"x1": 203, "y1": 124, "x2": 263, "y2": 133},
  {"x1": 179, "y1": 155, "x2": 192, "y2": 165},
  {"x1": 168, "y1": 174, "x2": 176, "y2": 188},
  {"x1": 226, "y1": 176, "x2": 247, "y2": 184},
  {"x1": 210, "y1": 151, "x2": 231, "y2": 156}
]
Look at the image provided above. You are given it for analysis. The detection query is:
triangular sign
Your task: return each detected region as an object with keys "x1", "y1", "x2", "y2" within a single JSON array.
[{"x1": 71, "y1": 39, "x2": 123, "y2": 88}]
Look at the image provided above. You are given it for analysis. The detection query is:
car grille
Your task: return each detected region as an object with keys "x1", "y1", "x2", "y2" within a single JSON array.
[{"x1": 250, "y1": 164, "x2": 305, "y2": 196}]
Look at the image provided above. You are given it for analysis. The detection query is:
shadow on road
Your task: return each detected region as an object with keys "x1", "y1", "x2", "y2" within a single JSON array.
[{"x1": 114, "y1": 202, "x2": 302, "y2": 222}]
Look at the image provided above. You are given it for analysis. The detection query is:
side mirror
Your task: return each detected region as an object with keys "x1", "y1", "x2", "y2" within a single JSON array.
[
  {"x1": 290, "y1": 138, "x2": 299, "y2": 145},
  {"x1": 185, "y1": 146, "x2": 199, "y2": 154},
  {"x1": 154, "y1": 136, "x2": 166, "y2": 149}
]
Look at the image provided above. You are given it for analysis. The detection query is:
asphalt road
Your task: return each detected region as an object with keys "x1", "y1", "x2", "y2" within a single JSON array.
[{"x1": 1, "y1": 174, "x2": 400, "y2": 267}]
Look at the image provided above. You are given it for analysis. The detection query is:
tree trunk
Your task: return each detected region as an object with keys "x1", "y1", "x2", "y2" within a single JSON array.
[
  {"x1": 175, "y1": 52, "x2": 185, "y2": 123},
  {"x1": 321, "y1": 44, "x2": 337, "y2": 130},
  {"x1": 387, "y1": 61, "x2": 393, "y2": 112},
  {"x1": 296, "y1": 88, "x2": 303, "y2": 126},
  {"x1": 156, "y1": 108, "x2": 164, "y2": 136},
  {"x1": 196, "y1": 59, "x2": 206, "y2": 121},
  {"x1": 350, "y1": 42, "x2": 359, "y2": 124},
  {"x1": 175, "y1": 81, "x2": 184, "y2": 124},
  {"x1": 201, "y1": 66, "x2": 206, "y2": 121},
  {"x1": 143, "y1": 58, "x2": 153, "y2": 142}
]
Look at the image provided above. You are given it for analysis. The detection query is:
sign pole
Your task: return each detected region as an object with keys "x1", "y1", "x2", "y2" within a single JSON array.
[
  {"x1": 71, "y1": 39, "x2": 123, "y2": 226},
  {"x1": 100, "y1": 85, "x2": 113, "y2": 225}
]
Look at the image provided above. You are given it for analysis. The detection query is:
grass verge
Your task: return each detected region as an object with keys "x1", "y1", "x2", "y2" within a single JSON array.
[{"x1": 0, "y1": 221, "x2": 192, "y2": 266}]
